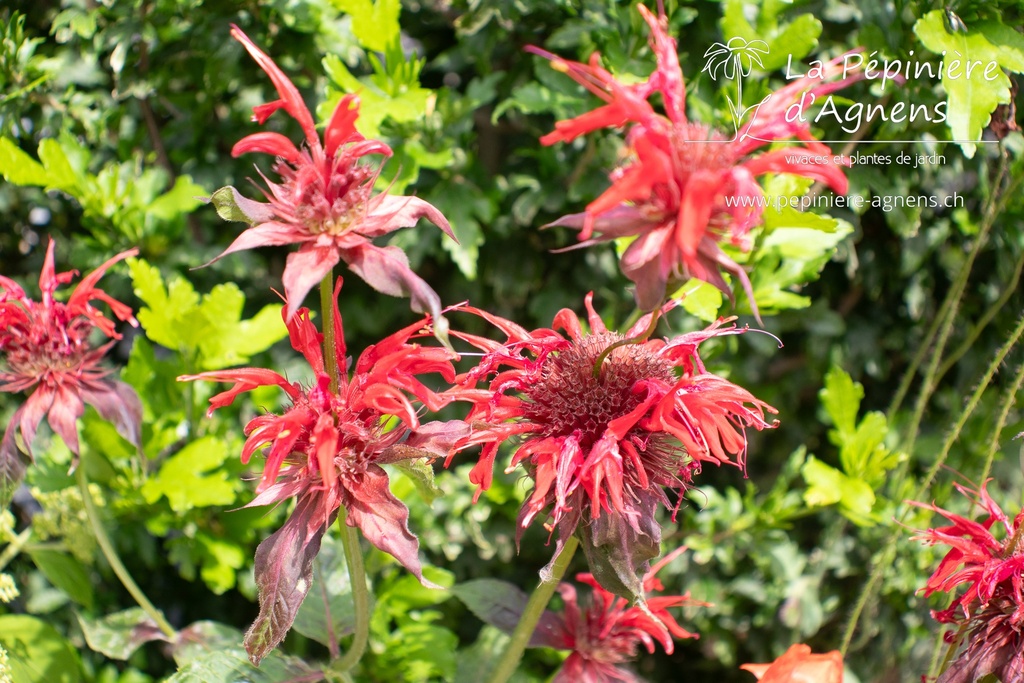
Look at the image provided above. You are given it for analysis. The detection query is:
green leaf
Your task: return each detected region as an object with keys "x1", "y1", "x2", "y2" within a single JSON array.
[
  {"x1": 391, "y1": 458, "x2": 444, "y2": 506},
  {"x1": 128, "y1": 258, "x2": 201, "y2": 352},
  {"x1": 147, "y1": 175, "x2": 205, "y2": 221},
  {"x1": 0, "y1": 614, "x2": 82, "y2": 683},
  {"x1": 171, "y1": 622, "x2": 243, "y2": 667},
  {"x1": 166, "y1": 648, "x2": 318, "y2": 683},
  {"x1": 196, "y1": 284, "x2": 287, "y2": 370},
  {"x1": 451, "y1": 579, "x2": 564, "y2": 649},
  {"x1": 915, "y1": 12, "x2": 1024, "y2": 158},
  {"x1": 27, "y1": 549, "x2": 94, "y2": 610},
  {"x1": 0, "y1": 137, "x2": 49, "y2": 185},
  {"x1": 140, "y1": 436, "x2": 237, "y2": 512},
  {"x1": 720, "y1": 0, "x2": 821, "y2": 72},
  {"x1": 195, "y1": 533, "x2": 246, "y2": 595},
  {"x1": 378, "y1": 621, "x2": 459, "y2": 682},
  {"x1": 802, "y1": 455, "x2": 876, "y2": 526},
  {"x1": 819, "y1": 366, "x2": 863, "y2": 442},
  {"x1": 332, "y1": 0, "x2": 401, "y2": 52},
  {"x1": 37, "y1": 138, "x2": 80, "y2": 192},
  {"x1": 672, "y1": 278, "x2": 724, "y2": 322},
  {"x1": 77, "y1": 608, "x2": 170, "y2": 661}
]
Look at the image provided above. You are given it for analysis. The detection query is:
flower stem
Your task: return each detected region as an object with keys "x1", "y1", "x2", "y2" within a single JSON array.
[
  {"x1": 487, "y1": 535, "x2": 580, "y2": 683},
  {"x1": 76, "y1": 465, "x2": 176, "y2": 639},
  {"x1": 0, "y1": 527, "x2": 33, "y2": 572},
  {"x1": 318, "y1": 272, "x2": 370, "y2": 672}
]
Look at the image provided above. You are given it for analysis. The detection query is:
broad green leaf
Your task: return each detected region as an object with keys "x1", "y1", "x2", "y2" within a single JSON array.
[
  {"x1": 37, "y1": 138, "x2": 80, "y2": 192},
  {"x1": 673, "y1": 278, "x2": 724, "y2": 322},
  {"x1": 171, "y1": 622, "x2": 243, "y2": 667},
  {"x1": 0, "y1": 137, "x2": 49, "y2": 185},
  {"x1": 196, "y1": 283, "x2": 287, "y2": 370},
  {"x1": 378, "y1": 621, "x2": 459, "y2": 682},
  {"x1": 0, "y1": 614, "x2": 82, "y2": 683},
  {"x1": 915, "y1": 12, "x2": 1024, "y2": 157},
  {"x1": 455, "y1": 626, "x2": 513, "y2": 683},
  {"x1": 802, "y1": 455, "x2": 876, "y2": 526},
  {"x1": 166, "y1": 648, "x2": 318, "y2": 683},
  {"x1": 27, "y1": 549, "x2": 94, "y2": 610},
  {"x1": 196, "y1": 533, "x2": 246, "y2": 595},
  {"x1": 720, "y1": 0, "x2": 821, "y2": 72},
  {"x1": 451, "y1": 579, "x2": 564, "y2": 649},
  {"x1": 140, "y1": 436, "x2": 237, "y2": 513},
  {"x1": 77, "y1": 608, "x2": 170, "y2": 661},
  {"x1": 332, "y1": 0, "x2": 401, "y2": 52},
  {"x1": 819, "y1": 366, "x2": 863, "y2": 442},
  {"x1": 843, "y1": 412, "x2": 899, "y2": 488},
  {"x1": 128, "y1": 258, "x2": 201, "y2": 352},
  {"x1": 147, "y1": 175, "x2": 205, "y2": 220},
  {"x1": 428, "y1": 183, "x2": 490, "y2": 280}
]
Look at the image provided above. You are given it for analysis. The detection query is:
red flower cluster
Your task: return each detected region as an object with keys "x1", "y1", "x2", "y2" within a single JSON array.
[
  {"x1": 182, "y1": 280, "x2": 463, "y2": 662},
  {"x1": 549, "y1": 548, "x2": 704, "y2": 683},
  {"x1": 533, "y1": 5, "x2": 860, "y2": 314},
  {"x1": 0, "y1": 239, "x2": 141, "y2": 478},
  {"x1": 212, "y1": 27, "x2": 454, "y2": 324},
  {"x1": 446, "y1": 293, "x2": 776, "y2": 590},
  {"x1": 910, "y1": 481, "x2": 1024, "y2": 682}
]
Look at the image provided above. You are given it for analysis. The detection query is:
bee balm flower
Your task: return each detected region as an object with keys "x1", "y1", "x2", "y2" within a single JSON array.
[
  {"x1": 211, "y1": 26, "x2": 455, "y2": 325},
  {"x1": 0, "y1": 239, "x2": 141, "y2": 482}
]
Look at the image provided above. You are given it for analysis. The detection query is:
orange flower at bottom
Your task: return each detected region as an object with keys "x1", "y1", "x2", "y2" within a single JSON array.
[{"x1": 740, "y1": 644, "x2": 844, "y2": 683}]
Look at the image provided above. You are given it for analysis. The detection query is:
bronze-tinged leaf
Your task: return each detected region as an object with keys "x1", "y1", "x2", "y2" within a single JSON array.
[
  {"x1": 451, "y1": 579, "x2": 568, "y2": 649},
  {"x1": 243, "y1": 491, "x2": 336, "y2": 666}
]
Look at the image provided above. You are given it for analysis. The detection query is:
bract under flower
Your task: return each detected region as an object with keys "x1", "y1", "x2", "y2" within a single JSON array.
[
  {"x1": 533, "y1": 5, "x2": 862, "y2": 315},
  {"x1": 210, "y1": 26, "x2": 455, "y2": 332},
  {"x1": 0, "y1": 239, "x2": 141, "y2": 487}
]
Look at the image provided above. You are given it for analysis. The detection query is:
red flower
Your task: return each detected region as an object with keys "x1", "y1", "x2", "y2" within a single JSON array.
[
  {"x1": 446, "y1": 293, "x2": 776, "y2": 592},
  {"x1": 531, "y1": 5, "x2": 860, "y2": 313},
  {"x1": 212, "y1": 26, "x2": 455, "y2": 324},
  {"x1": 180, "y1": 279, "x2": 464, "y2": 663},
  {"x1": 909, "y1": 481, "x2": 1024, "y2": 682},
  {"x1": 549, "y1": 547, "x2": 704, "y2": 683},
  {"x1": 0, "y1": 239, "x2": 141, "y2": 479},
  {"x1": 739, "y1": 643, "x2": 844, "y2": 683}
]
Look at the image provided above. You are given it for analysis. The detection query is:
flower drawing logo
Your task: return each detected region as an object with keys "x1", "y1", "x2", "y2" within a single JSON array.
[{"x1": 703, "y1": 37, "x2": 770, "y2": 135}]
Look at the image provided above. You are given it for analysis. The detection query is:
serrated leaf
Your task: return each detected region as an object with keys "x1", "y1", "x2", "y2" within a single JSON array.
[
  {"x1": 391, "y1": 458, "x2": 444, "y2": 506},
  {"x1": 915, "y1": 12, "x2": 1024, "y2": 157},
  {"x1": 128, "y1": 258, "x2": 200, "y2": 352},
  {"x1": 720, "y1": 0, "x2": 821, "y2": 72},
  {"x1": 0, "y1": 614, "x2": 82, "y2": 683},
  {"x1": 148, "y1": 175, "x2": 205, "y2": 220},
  {"x1": 37, "y1": 138, "x2": 80, "y2": 192},
  {"x1": 27, "y1": 549, "x2": 94, "y2": 610},
  {"x1": 451, "y1": 579, "x2": 566, "y2": 649},
  {"x1": 0, "y1": 137, "x2": 49, "y2": 185},
  {"x1": 672, "y1": 278, "x2": 724, "y2": 322},
  {"x1": 333, "y1": 0, "x2": 401, "y2": 52},
  {"x1": 802, "y1": 455, "x2": 876, "y2": 526},
  {"x1": 77, "y1": 608, "x2": 170, "y2": 660},
  {"x1": 196, "y1": 283, "x2": 287, "y2": 370},
  {"x1": 820, "y1": 366, "x2": 863, "y2": 442},
  {"x1": 195, "y1": 533, "x2": 246, "y2": 595},
  {"x1": 140, "y1": 436, "x2": 237, "y2": 512}
]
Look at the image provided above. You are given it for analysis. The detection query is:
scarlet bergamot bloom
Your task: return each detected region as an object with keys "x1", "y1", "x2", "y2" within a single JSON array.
[
  {"x1": 210, "y1": 26, "x2": 455, "y2": 326},
  {"x1": 0, "y1": 239, "x2": 141, "y2": 490},
  {"x1": 180, "y1": 279, "x2": 463, "y2": 665},
  {"x1": 910, "y1": 481, "x2": 1024, "y2": 683},
  {"x1": 531, "y1": 4, "x2": 861, "y2": 314},
  {"x1": 548, "y1": 547, "x2": 705, "y2": 683},
  {"x1": 446, "y1": 293, "x2": 776, "y2": 598}
]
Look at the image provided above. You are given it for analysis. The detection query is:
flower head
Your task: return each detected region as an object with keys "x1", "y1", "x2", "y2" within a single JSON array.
[
  {"x1": 740, "y1": 643, "x2": 844, "y2": 683},
  {"x1": 212, "y1": 26, "x2": 455, "y2": 325},
  {"x1": 0, "y1": 239, "x2": 141, "y2": 481},
  {"x1": 909, "y1": 481, "x2": 1024, "y2": 682},
  {"x1": 180, "y1": 279, "x2": 463, "y2": 664},
  {"x1": 446, "y1": 293, "x2": 776, "y2": 592},
  {"x1": 549, "y1": 548, "x2": 704, "y2": 683},
  {"x1": 532, "y1": 5, "x2": 860, "y2": 314}
]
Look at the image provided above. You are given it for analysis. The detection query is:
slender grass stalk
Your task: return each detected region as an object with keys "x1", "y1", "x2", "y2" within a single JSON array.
[
  {"x1": 76, "y1": 465, "x2": 176, "y2": 638},
  {"x1": 318, "y1": 273, "x2": 371, "y2": 672},
  {"x1": 976, "y1": 358, "x2": 1024, "y2": 489},
  {"x1": 841, "y1": 309, "x2": 1024, "y2": 655},
  {"x1": 487, "y1": 535, "x2": 580, "y2": 683}
]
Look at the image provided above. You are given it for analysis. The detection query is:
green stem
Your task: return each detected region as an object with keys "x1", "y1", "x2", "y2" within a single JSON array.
[
  {"x1": 0, "y1": 527, "x2": 33, "y2": 572},
  {"x1": 976, "y1": 358, "x2": 1024, "y2": 490},
  {"x1": 488, "y1": 536, "x2": 580, "y2": 683},
  {"x1": 841, "y1": 309, "x2": 1024, "y2": 655},
  {"x1": 318, "y1": 273, "x2": 370, "y2": 672},
  {"x1": 76, "y1": 465, "x2": 175, "y2": 638}
]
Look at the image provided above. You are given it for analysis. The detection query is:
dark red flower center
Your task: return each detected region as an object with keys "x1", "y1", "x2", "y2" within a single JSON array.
[
  {"x1": 1, "y1": 312, "x2": 96, "y2": 383},
  {"x1": 276, "y1": 156, "x2": 375, "y2": 236},
  {"x1": 521, "y1": 333, "x2": 675, "y2": 450}
]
